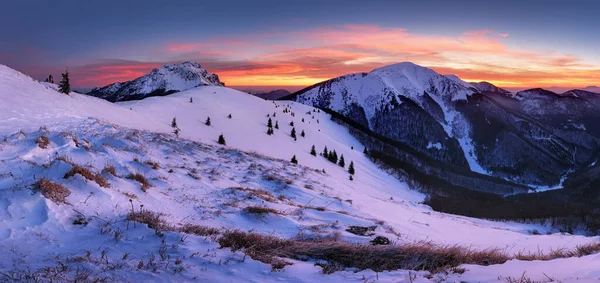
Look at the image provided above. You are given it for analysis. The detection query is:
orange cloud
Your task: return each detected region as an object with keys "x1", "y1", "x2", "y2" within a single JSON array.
[{"x1": 75, "y1": 25, "x2": 600, "y2": 89}]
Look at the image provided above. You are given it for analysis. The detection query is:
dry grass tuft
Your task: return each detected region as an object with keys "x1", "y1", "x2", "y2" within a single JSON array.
[
  {"x1": 103, "y1": 164, "x2": 117, "y2": 177},
  {"x1": 244, "y1": 206, "x2": 282, "y2": 215},
  {"x1": 127, "y1": 172, "x2": 151, "y2": 192},
  {"x1": 35, "y1": 178, "x2": 70, "y2": 204},
  {"x1": 64, "y1": 164, "x2": 110, "y2": 188},
  {"x1": 144, "y1": 160, "x2": 160, "y2": 170},
  {"x1": 179, "y1": 223, "x2": 221, "y2": 236},
  {"x1": 127, "y1": 209, "x2": 172, "y2": 231},
  {"x1": 231, "y1": 187, "x2": 277, "y2": 202},
  {"x1": 35, "y1": 135, "x2": 50, "y2": 149}
]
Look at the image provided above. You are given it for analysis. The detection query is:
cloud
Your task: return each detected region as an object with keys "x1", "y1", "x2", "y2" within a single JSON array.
[{"x1": 48, "y1": 24, "x2": 600, "y2": 88}]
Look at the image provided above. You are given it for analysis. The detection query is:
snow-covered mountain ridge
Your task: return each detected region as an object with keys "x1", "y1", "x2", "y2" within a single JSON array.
[
  {"x1": 87, "y1": 61, "x2": 224, "y2": 102},
  {"x1": 290, "y1": 62, "x2": 600, "y2": 188}
]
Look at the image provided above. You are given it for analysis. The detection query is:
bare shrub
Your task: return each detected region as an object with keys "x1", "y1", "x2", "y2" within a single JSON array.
[
  {"x1": 36, "y1": 135, "x2": 50, "y2": 149},
  {"x1": 127, "y1": 172, "x2": 151, "y2": 192},
  {"x1": 35, "y1": 178, "x2": 70, "y2": 204},
  {"x1": 64, "y1": 164, "x2": 110, "y2": 188},
  {"x1": 244, "y1": 206, "x2": 282, "y2": 215}
]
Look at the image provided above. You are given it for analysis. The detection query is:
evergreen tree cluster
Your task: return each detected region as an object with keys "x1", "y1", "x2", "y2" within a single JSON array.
[
  {"x1": 320, "y1": 146, "x2": 356, "y2": 175},
  {"x1": 266, "y1": 118, "x2": 275, "y2": 135}
]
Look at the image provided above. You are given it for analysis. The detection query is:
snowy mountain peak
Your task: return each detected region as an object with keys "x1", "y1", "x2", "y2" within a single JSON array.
[{"x1": 88, "y1": 61, "x2": 224, "y2": 102}]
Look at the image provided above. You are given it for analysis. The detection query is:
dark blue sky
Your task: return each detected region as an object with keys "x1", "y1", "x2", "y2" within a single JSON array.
[{"x1": 1, "y1": 0, "x2": 598, "y2": 90}]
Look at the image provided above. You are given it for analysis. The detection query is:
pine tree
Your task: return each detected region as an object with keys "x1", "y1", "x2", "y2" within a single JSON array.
[
  {"x1": 171, "y1": 117, "x2": 177, "y2": 128},
  {"x1": 218, "y1": 134, "x2": 226, "y2": 145},
  {"x1": 58, "y1": 69, "x2": 70, "y2": 94},
  {"x1": 173, "y1": 128, "x2": 180, "y2": 138},
  {"x1": 189, "y1": 97, "x2": 193, "y2": 103},
  {"x1": 290, "y1": 127, "x2": 296, "y2": 139},
  {"x1": 275, "y1": 121, "x2": 279, "y2": 129},
  {"x1": 349, "y1": 175, "x2": 354, "y2": 181},
  {"x1": 290, "y1": 155, "x2": 298, "y2": 164},
  {"x1": 205, "y1": 117, "x2": 211, "y2": 126},
  {"x1": 322, "y1": 146, "x2": 328, "y2": 157},
  {"x1": 363, "y1": 147, "x2": 368, "y2": 155},
  {"x1": 289, "y1": 121, "x2": 294, "y2": 127},
  {"x1": 228, "y1": 114, "x2": 232, "y2": 119},
  {"x1": 310, "y1": 145, "x2": 317, "y2": 156},
  {"x1": 301, "y1": 130, "x2": 305, "y2": 137},
  {"x1": 348, "y1": 161, "x2": 355, "y2": 175},
  {"x1": 328, "y1": 150, "x2": 338, "y2": 163},
  {"x1": 267, "y1": 127, "x2": 274, "y2": 135},
  {"x1": 338, "y1": 154, "x2": 345, "y2": 167},
  {"x1": 267, "y1": 118, "x2": 273, "y2": 128},
  {"x1": 302, "y1": 118, "x2": 305, "y2": 122}
]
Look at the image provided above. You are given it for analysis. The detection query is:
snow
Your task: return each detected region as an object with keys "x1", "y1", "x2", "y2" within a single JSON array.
[
  {"x1": 1, "y1": 64, "x2": 600, "y2": 281},
  {"x1": 426, "y1": 142, "x2": 442, "y2": 150}
]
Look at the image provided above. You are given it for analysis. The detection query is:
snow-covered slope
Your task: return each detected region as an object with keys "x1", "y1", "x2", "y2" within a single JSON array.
[
  {"x1": 1, "y1": 64, "x2": 600, "y2": 282},
  {"x1": 87, "y1": 61, "x2": 224, "y2": 102}
]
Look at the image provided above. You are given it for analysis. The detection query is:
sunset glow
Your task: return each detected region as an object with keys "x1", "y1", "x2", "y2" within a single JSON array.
[
  {"x1": 2, "y1": 1, "x2": 598, "y2": 91},
  {"x1": 60, "y1": 25, "x2": 600, "y2": 90}
]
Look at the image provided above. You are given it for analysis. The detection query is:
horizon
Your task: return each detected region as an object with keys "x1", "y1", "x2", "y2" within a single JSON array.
[{"x1": 2, "y1": 0, "x2": 599, "y2": 91}]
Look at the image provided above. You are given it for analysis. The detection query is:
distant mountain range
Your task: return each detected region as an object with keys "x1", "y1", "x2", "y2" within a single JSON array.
[
  {"x1": 87, "y1": 61, "x2": 224, "y2": 102},
  {"x1": 284, "y1": 62, "x2": 600, "y2": 191},
  {"x1": 249, "y1": 89, "x2": 291, "y2": 100}
]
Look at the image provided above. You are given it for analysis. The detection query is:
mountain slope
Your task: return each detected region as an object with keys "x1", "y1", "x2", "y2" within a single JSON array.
[
  {"x1": 87, "y1": 61, "x2": 224, "y2": 102},
  {"x1": 250, "y1": 89, "x2": 291, "y2": 100},
  {"x1": 289, "y1": 62, "x2": 600, "y2": 188},
  {"x1": 470, "y1": 81, "x2": 512, "y2": 95}
]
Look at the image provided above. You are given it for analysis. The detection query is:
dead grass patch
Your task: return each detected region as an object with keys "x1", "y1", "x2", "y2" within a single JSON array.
[
  {"x1": 231, "y1": 187, "x2": 277, "y2": 202},
  {"x1": 64, "y1": 164, "x2": 110, "y2": 188},
  {"x1": 103, "y1": 164, "x2": 117, "y2": 176},
  {"x1": 123, "y1": 192, "x2": 137, "y2": 199},
  {"x1": 35, "y1": 135, "x2": 50, "y2": 149},
  {"x1": 127, "y1": 209, "x2": 172, "y2": 231},
  {"x1": 179, "y1": 224, "x2": 220, "y2": 237},
  {"x1": 127, "y1": 172, "x2": 151, "y2": 192},
  {"x1": 35, "y1": 178, "x2": 70, "y2": 204},
  {"x1": 218, "y1": 230, "x2": 600, "y2": 274},
  {"x1": 144, "y1": 160, "x2": 160, "y2": 170},
  {"x1": 244, "y1": 205, "x2": 282, "y2": 215},
  {"x1": 219, "y1": 231, "x2": 508, "y2": 273}
]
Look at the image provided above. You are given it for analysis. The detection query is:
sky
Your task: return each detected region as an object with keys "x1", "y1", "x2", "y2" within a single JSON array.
[{"x1": 1, "y1": 0, "x2": 599, "y2": 92}]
